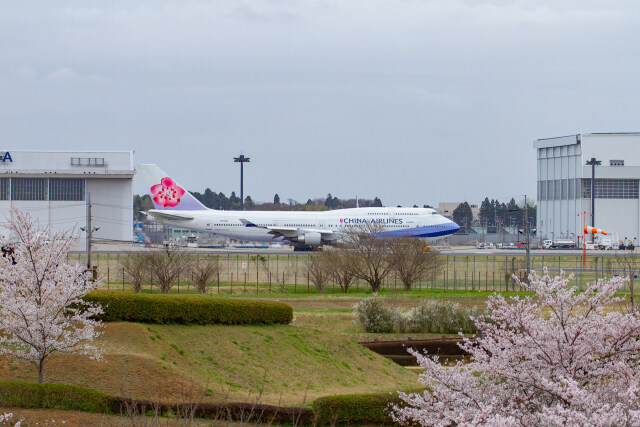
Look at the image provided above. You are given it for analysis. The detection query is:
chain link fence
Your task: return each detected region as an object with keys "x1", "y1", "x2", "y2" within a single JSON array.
[{"x1": 67, "y1": 252, "x2": 639, "y2": 295}]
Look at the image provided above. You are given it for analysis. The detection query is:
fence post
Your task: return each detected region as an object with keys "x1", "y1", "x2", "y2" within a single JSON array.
[
  {"x1": 307, "y1": 271, "x2": 310, "y2": 294},
  {"x1": 244, "y1": 272, "x2": 247, "y2": 293},
  {"x1": 231, "y1": 273, "x2": 233, "y2": 295},
  {"x1": 269, "y1": 272, "x2": 271, "y2": 294},
  {"x1": 217, "y1": 272, "x2": 220, "y2": 294},
  {"x1": 122, "y1": 267, "x2": 125, "y2": 291}
]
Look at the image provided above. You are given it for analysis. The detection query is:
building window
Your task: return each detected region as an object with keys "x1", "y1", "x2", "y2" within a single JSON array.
[
  {"x1": 547, "y1": 180, "x2": 554, "y2": 201},
  {"x1": 562, "y1": 179, "x2": 568, "y2": 199},
  {"x1": 568, "y1": 178, "x2": 575, "y2": 199},
  {"x1": 71, "y1": 157, "x2": 105, "y2": 167},
  {"x1": 0, "y1": 178, "x2": 8, "y2": 200},
  {"x1": 540, "y1": 180, "x2": 547, "y2": 201},
  {"x1": 49, "y1": 178, "x2": 85, "y2": 201},
  {"x1": 581, "y1": 179, "x2": 639, "y2": 199},
  {"x1": 11, "y1": 178, "x2": 47, "y2": 201},
  {"x1": 610, "y1": 160, "x2": 624, "y2": 166},
  {"x1": 555, "y1": 180, "x2": 561, "y2": 200}
]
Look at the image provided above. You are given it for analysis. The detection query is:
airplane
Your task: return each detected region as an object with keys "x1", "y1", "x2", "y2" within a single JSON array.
[{"x1": 138, "y1": 164, "x2": 460, "y2": 250}]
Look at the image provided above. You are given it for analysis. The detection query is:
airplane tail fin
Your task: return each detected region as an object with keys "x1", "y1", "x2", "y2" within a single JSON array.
[{"x1": 137, "y1": 164, "x2": 208, "y2": 211}]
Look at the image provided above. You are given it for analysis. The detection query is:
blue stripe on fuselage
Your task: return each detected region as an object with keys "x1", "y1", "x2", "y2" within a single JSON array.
[{"x1": 377, "y1": 222, "x2": 460, "y2": 238}]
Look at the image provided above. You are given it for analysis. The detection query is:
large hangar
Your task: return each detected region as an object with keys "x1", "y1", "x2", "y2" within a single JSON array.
[
  {"x1": 0, "y1": 150, "x2": 134, "y2": 246},
  {"x1": 534, "y1": 133, "x2": 640, "y2": 244}
]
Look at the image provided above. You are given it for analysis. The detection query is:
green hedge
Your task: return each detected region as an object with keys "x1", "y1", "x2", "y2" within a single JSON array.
[
  {"x1": 312, "y1": 392, "x2": 407, "y2": 425},
  {"x1": 83, "y1": 291, "x2": 293, "y2": 325},
  {"x1": 0, "y1": 382, "x2": 114, "y2": 413}
]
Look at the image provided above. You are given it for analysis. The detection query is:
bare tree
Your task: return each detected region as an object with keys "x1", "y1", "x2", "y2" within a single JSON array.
[
  {"x1": 308, "y1": 252, "x2": 332, "y2": 294},
  {"x1": 189, "y1": 255, "x2": 220, "y2": 293},
  {"x1": 389, "y1": 237, "x2": 443, "y2": 290},
  {"x1": 147, "y1": 246, "x2": 192, "y2": 293},
  {"x1": 322, "y1": 250, "x2": 356, "y2": 293},
  {"x1": 340, "y1": 222, "x2": 394, "y2": 292},
  {"x1": 121, "y1": 251, "x2": 152, "y2": 293}
]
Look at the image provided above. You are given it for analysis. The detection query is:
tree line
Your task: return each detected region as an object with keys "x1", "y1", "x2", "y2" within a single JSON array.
[
  {"x1": 133, "y1": 191, "x2": 384, "y2": 220},
  {"x1": 452, "y1": 197, "x2": 537, "y2": 234}
]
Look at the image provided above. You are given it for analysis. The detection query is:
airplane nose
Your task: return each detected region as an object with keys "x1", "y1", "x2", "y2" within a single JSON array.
[{"x1": 450, "y1": 221, "x2": 460, "y2": 233}]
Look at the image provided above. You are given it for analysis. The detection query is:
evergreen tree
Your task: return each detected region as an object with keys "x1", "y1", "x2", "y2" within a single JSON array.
[
  {"x1": 373, "y1": 197, "x2": 383, "y2": 207},
  {"x1": 452, "y1": 202, "x2": 473, "y2": 233},
  {"x1": 244, "y1": 196, "x2": 255, "y2": 210},
  {"x1": 479, "y1": 197, "x2": 493, "y2": 226},
  {"x1": 324, "y1": 193, "x2": 335, "y2": 208},
  {"x1": 273, "y1": 193, "x2": 280, "y2": 204}
]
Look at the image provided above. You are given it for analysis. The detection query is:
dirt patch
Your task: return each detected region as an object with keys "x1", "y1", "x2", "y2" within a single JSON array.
[{"x1": 0, "y1": 354, "x2": 205, "y2": 402}]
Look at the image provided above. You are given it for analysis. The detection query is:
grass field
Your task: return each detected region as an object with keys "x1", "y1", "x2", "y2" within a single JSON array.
[
  {"x1": 0, "y1": 312, "x2": 420, "y2": 406},
  {"x1": 0, "y1": 289, "x2": 509, "y2": 409},
  {"x1": 2, "y1": 262, "x2": 635, "y2": 426}
]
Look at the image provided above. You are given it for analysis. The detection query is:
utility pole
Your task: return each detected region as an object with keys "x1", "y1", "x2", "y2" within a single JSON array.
[
  {"x1": 86, "y1": 192, "x2": 92, "y2": 269},
  {"x1": 234, "y1": 154, "x2": 250, "y2": 210},
  {"x1": 82, "y1": 192, "x2": 99, "y2": 279},
  {"x1": 525, "y1": 194, "x2": 530, "y2": 281},
  {"x1": 586, "y1": 157, "x2": 601, "y2": 243}
]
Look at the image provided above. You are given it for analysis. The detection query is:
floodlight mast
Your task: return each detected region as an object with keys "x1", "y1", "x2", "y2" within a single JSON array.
[{"x1": 234, "y1": 154, "x2": 250, "y2": 210}]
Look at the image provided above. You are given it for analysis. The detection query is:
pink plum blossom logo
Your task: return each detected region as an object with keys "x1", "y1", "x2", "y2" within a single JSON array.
[{"x1": 150, "y1": 177, "x2": 185, "y2": 208}]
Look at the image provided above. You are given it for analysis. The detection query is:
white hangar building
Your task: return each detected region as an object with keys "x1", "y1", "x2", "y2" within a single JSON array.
[
  {"x1": 0, "y1": 150, "x2": 134, "y2": 246},
  {"x1": 534, "y1": 133, "x2": 640, "y2": 244}
]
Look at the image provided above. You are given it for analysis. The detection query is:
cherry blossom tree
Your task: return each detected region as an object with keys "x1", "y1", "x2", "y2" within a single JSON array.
[
  {"x1": 392, "y1": 269, "x2": 640, "y2": 426},
  {"x1": 0, "y1": 210, "x2": 104, "y2": 383}
]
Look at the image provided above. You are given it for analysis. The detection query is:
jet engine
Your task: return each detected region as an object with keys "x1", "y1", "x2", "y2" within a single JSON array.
[{"x1": 296, "y1": 232, "x2": 322, "y2": 246}]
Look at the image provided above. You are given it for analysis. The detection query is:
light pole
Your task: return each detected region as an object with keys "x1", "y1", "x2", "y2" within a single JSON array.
[
  {"x1": 586, "y1": 157, "x2": 601, "y2": 242},
  {"x1": 234, "y1": 154, "x2": 250, "y2": 210}
]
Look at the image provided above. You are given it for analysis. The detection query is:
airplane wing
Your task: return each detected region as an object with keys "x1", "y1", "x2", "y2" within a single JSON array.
[
  {"x1": 147, "y1": 210, "x2": 194, "y2": 221},
  {"x1": 240, "y1": 219, "x2": 334, "y2": 239}
]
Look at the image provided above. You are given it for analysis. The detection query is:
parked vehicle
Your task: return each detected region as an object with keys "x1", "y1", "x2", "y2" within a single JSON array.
[{"x1": 544, "y1": 239, "x2": 577, "y2": 249}]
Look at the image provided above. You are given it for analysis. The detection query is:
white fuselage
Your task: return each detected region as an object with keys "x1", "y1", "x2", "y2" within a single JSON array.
[{"x1": 147, "y1": 206, "x2": 460, "y2": 246}]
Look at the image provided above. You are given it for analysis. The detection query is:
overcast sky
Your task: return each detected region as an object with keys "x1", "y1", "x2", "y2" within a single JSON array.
[{"x1": 2, "y1": 1, "x2": 639, "y2": 207}]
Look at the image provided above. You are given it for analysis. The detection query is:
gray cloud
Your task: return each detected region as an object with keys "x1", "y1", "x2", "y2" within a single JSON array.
[{"x1": 1, "y1": 0, "x2": 639, "y2": 206}]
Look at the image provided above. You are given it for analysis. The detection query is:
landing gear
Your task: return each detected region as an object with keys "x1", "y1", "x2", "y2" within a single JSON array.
[{"x1": 293, "y1": 245, "x2": 319, "y2": 252}]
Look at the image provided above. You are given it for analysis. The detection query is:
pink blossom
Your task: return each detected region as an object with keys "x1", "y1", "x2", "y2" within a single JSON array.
[
  {"x1": 0, "y1": 210, "x2": 104, "y2": 383},
  {"x1": 150, "y1": 177, "x2": 185, "y2": 208},
  {"x1": 391, "y1": 269, "x2": 640, "y2": 426}
]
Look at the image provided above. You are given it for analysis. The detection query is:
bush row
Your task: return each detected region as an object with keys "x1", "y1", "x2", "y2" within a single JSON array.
[
  {"x1": 83, "y1": 291, "x2": 293, "y2": 325},
  {"x1": 0, "y1": 381, "x2": 409, "y2": 425},
  {"x1": 312, "y1": 392, "x2": 407, "y2": 425},
  {"x1": 354, "y1": 296, "x2": 481, "y2": 334},
  {"x1": 0, "y1": 382, "x2": 114, "y2": 413}
]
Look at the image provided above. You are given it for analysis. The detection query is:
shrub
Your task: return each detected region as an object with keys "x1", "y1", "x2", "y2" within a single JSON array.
[
  {"x1": 312, "y1": 392, "x2": 405, "y2": 425},
  {"x1": 83, "y1": 291, "x2": 293, "y2": 325},
  {"x1": 355, "y1": 297, "x2": 480, "y2": 334},
  {"x1": 353, "y1": 295, "x2": 397, "y2": 333},
  {"x1": 0, "y1": 382, "x2": 113, "y2": 413}
]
